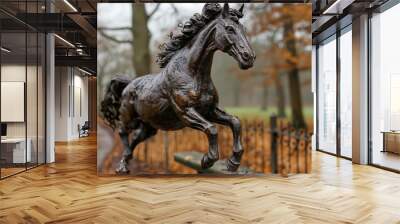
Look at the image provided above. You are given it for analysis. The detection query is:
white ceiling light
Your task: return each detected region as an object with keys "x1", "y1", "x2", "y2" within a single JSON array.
[
  {"x1": 323, "y1": 0, "x2": 355, "y2": 15},
  {"x1": 63, "y1": 0, "x2": 78, "y2": 12},
  {"x1": 54, "y1": 34, "x2": 75, "y2": 48},
  {"x1": 1, "y1": 47, "x2": 11, "y2": 53},
  {"x1": 76, "y1": 48, "x2": 83, "y2": 55},
  {"x1": 78, "y1": 67, "x2": 92, "y2": 76}
]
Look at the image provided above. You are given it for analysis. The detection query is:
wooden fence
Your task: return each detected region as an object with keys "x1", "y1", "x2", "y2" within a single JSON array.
[{"x1": 126, "y1": 115, "x2": 312, "y2": 175}]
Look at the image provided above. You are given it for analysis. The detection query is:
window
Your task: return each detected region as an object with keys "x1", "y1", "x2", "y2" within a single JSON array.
[
  {"x1": 317, "y1": 35, "x2": 337, "y2": 154},
  {"x1": 370, "y1": 3, "x2": 400, "y2": 171}
]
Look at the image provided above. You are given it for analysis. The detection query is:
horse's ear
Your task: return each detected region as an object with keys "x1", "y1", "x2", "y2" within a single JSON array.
[
  {"x1": 222, "y1": 3, "x2": 229, "y2": 18},
  {"x1": 239, "y1": 4, "x2": 244, "y2": 15}
]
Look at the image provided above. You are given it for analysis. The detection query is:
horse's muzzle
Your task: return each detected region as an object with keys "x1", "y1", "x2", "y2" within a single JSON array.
[{"x1": 239, "y1": 50, "x2": 255, "y2": 69}]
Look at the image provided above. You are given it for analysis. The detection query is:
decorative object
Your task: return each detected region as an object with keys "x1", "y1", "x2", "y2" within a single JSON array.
[{"x1": 101, "y1": 3, "x2": 255, "y2": 174}]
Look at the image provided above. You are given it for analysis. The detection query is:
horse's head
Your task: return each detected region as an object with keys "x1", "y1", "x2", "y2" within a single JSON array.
[{"x1": 214, "y1": 3, "x2": 256, "y2": 70}]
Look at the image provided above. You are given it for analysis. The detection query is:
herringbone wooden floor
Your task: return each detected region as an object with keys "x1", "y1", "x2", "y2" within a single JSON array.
[{"x1": 1, "y1": 135, "x2": 400, "y2": 224}]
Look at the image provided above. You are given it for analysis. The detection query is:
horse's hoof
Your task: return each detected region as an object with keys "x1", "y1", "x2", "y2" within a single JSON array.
[
  {"x1": 201, "y1": 154, "x2": 216, "y2": 169},
  {"x1": 226, "y1": 159, "x2": 240, "y2": 172},
  {"x1": 115, "y1": 162, "x2": 130, "y2": 174}
]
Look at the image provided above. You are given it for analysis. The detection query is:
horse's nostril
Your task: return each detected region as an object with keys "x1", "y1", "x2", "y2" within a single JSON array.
[{"x1": 243, "y1": 52, "x2": 250, "y2": 60}]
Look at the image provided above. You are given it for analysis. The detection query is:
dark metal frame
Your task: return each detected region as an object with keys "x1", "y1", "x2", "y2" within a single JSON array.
[
  {"x1": 336, "y1": 21, "x2": 341, "y2": 158},
  {"x1": 367, "y1": 10, "x2": 373, "y2": 166}
]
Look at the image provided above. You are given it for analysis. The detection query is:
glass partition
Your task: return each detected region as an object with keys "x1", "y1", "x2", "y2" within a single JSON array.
[
  {"x1": 0, "y1": 1, "x2": 46, "y2": 179},
  {"x1": 1, "y1": 31, "x2": 28, "y2": 177},
  {"x1": 317, "y1": 35, "x2": 337, "y2": 154}
]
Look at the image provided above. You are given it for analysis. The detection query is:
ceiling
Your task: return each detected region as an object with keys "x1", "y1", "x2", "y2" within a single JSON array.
[
  {"x1": 0, "y1": 0, "x2": 98, "y2": 75},
  {"x1": 312, "y1": 0, "x2": 389, "y2": 43}
]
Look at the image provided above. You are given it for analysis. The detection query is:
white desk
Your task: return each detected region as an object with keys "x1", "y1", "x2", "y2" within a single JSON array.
[
  {"x1": 1, "y1": 138, "x2": 31, "y2": 163},
  {"x1": 381, "y1": 131, "x2": 400, "y2": 154}
]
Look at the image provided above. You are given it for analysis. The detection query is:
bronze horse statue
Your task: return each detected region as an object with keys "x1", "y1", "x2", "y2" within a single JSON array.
[{"x1": 101, "y1": 3, "x2": 255, "y2": 174}]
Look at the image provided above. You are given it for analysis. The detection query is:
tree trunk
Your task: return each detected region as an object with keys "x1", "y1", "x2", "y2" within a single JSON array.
[
  {"x1": 275, "y1": 74, "x2": 286, "y2": 117},
  {"x1": 283, "y1": 18, "x2": 306, "y2": 128},
  {"x1": 288, "y1": 69, "x2": 305, "y2": 128},
  {"x1": 132, "y1": 4, "x2": 151, "y2": 76}
]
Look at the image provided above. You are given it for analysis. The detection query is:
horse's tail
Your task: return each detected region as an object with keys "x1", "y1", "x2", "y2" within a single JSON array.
[{"x1": 100, "y1": 76, "x2": 131, "y2": 130}]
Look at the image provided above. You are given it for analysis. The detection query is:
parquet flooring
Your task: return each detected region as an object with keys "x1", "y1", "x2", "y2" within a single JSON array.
[
  {"x1": 1, "y1": 135, "x2": 400, "y2": 223},
  {"x1": 1, "y1": 167, "x2": 26, "y2": 177}
]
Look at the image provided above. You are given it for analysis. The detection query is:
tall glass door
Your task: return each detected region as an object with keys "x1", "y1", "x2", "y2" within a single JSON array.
[{"x1": 317, "y1": 35, "x2": 337, "y2": 154}]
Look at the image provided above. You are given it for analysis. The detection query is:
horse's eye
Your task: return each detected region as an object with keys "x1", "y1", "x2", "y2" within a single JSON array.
[{"x1": 225, "y1": 26, "x2": 235, "y2": 33}]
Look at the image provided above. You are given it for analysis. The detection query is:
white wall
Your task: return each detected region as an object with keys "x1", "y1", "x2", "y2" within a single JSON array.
[
  {"x1": 72, "y1": 73, "x2": 89, "y2": 138},
  {"x1": 55, "y1": 67, "x2": 89, "y2": 141},
  {"x1": 55, "y1": 67, "x2": 69, "y2": 141}
]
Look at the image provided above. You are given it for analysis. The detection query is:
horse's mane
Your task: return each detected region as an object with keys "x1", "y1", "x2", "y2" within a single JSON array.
[{"x1": 156, "y1": 3, "x2": 223, "y2": 68}]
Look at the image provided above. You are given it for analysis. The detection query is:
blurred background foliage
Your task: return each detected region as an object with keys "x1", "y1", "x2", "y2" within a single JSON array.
[{"x1": 97, "y1": 3, "x2": 313, "y2": 129}]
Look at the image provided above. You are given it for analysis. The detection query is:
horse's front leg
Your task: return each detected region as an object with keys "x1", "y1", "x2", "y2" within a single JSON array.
[
  {"x1": 209, "y1": 107, "x2": 243, "y2": 172},
  {"x1": 178, "y1": 107, "x2": 219, "y2": 169}
]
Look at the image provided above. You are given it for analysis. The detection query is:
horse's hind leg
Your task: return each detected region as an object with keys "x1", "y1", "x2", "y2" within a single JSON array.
[
  {"x1": 115, "y1": 127, "x2": 134, "y2": 174},
  {"x1": 116, "y1": 123, "x2": 157, "y2": 174},
  {"x1": 115, "y1": 92, "x2": 137, "y2": 174}
]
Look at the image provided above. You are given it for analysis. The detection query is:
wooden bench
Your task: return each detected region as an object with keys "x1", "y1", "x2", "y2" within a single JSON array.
[{"x1": 174, "y1": 151, "x2": 254, "y2": 174}]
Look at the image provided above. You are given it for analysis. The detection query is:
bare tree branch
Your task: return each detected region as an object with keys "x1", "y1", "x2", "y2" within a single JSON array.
[
  {"x1": 147, "y1": 3, "x2": 161, "y2": 18},
  {"x1": 98, "y1": 27, "x2": 132, "y2": 31},
  {"x1": 170, "y1": 4, "x2": 178, "y2": 14},
  {"x1": 98, "y1": 30, "x2": 133, "y2": 44}
]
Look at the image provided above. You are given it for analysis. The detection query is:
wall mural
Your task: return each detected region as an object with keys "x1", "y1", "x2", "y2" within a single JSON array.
[{"x1": 97, "y1": 3, "x2": 313, "y2": 175}]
